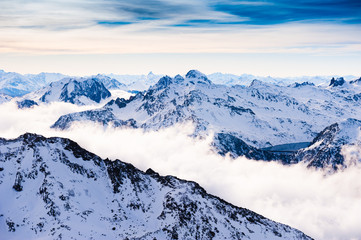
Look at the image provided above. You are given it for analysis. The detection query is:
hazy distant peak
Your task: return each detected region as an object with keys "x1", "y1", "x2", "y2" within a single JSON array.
[
  {"x1": 249, "y1": 79, "x2": 263, "y2": 87},
  {"x1": 174, "y1": 74, "x2": 184, "y2": 81},
  {"x1": 350, "y1": 77, "x2": 361, "y2": 85},
  {"x1": 290, "y1": 82, "x2": 315, "y2": 88}
]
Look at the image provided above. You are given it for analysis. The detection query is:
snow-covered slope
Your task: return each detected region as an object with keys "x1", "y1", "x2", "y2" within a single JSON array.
[
  {"x1": 108, "y1": 72, "x2": 163, "y2": 91},
  {"x1": 0, "y1": 93, "x2": 12, "y2": 104},
  {"x1": 52, "y1": 70, "x2": 361, "y2": 151},
  {"x1": 0, "y1": 133, "x2": 312, "y2": 239},
  {"x1": 294, "y1": 118, "x2": 361, "y2": 171},
  {"x1": 30, "y1": 77, "x2": 112, "y2": 105},
  {"x1": 88, "y1": 74, "x2": 127, "y2": 90},
  {"x1": 0, "y1": 70, "x2": 66, "y2": 97}
]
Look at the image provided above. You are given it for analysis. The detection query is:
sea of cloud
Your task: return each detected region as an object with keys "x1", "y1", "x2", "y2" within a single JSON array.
[{"x1": 0, "y1": 100, "x2": 361, "y2": 240}]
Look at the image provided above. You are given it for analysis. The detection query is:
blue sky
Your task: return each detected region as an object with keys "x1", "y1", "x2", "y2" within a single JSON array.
[{"x1": 0, "y1": 0, "x2": 360, "y2": 76}]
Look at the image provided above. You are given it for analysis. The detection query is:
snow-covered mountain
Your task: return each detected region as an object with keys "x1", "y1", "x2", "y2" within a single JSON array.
[
  {"x1": 52, "y1": 70, "x2": 361, "y2": 151},
  {"x1": 20, "y1": 74, "x2": 131, "y2": 106},
  {"x1": 294, "y1": 118, "x2": 361, "y2": 171},
  {"x1": 108, "y1": 71, "x2": 163, "y2": 91},
  {"x1": 0, "y1": 70, "x2": 67, "y2": 97},
  {"x1": 89, "y1": 74, "x2": 127, "y2": 90},
  {"x1": 1, "y1": 68, "x2": 357, "y2": 97},
  {"x1": 207, "y1": 72, "x2": 356, "y2": 87},
  {"x1": 28, "y1": 76, "x2": 112, "y2": 105},
  {"x1": 0, "y1": 133, "x2": 312, "y2": 239},
  {"x1": 329, "y1": 77, "x2": 346, "y2": 87}
]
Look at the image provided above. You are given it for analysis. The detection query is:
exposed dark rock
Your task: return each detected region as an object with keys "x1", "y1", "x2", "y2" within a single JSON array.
[
  {"x1": 292, "y1": 82, "x2": 315, "y2": 88},
  {"x1": 329, "y1": 77, "x2": 345, "y2": 87},
  {"x1": 214, "y1": 133, "x2": 293, "y2": 164},
  {"x1": 13, "y1": 172, "x2": 23, "y2": 192},
  {"x1": 17, "y1": 99, "x2": 38, "y2": 109},
  {"x1": 349, "y1": 77, "x2": 361, "y2": 84}
]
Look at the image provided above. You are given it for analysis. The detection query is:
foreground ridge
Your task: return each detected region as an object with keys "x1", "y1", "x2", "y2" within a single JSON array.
[{"x1": 0, "y1": 133, "x2": 312, "y2": 239}]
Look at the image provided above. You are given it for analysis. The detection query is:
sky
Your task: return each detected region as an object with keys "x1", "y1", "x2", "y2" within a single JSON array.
[{"x1": 0, "y1": 0, "x2": 360, "y2": 76}]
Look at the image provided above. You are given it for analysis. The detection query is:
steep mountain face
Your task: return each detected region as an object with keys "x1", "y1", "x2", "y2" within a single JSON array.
[
  {"x1": 0, "y1": 133, "x2": 312, "y2": 240},
  {"x1": 37, "y1": 77, "x2": 111, "y2": 105},
  {"x1": 0, "y1": 70, "x2": 66, "y2": 97},
  {"x1": 52, "y1": 70, "x2": 361, "y2": 151},
  {"x1": 294, "y1": 118, "x2": 361, "y2": 171},
  {"x1": 214, "y1": 133, "x2": 293, "y2": 164}
]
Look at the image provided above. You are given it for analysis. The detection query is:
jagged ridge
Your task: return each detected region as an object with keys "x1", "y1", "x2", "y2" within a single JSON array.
[
  {"x1": 0, "y1": 133, "x2": 312, "y2": 239},
  {"x1": 51, "y1": 70, "x2": 361, "y2": 162}
]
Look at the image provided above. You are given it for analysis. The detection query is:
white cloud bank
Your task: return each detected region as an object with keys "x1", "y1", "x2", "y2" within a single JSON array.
[{"x1": 0, "y1": 101, "x2": 361, "y2": 240}]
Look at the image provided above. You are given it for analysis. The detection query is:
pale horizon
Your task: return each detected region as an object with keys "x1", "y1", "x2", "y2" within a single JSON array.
[
  {"x1": 1, "y1": 53, "x2": 360, "y2": 78},
  {"x1": 0, "y1": 0, "x2": 360, "y2": 77}
]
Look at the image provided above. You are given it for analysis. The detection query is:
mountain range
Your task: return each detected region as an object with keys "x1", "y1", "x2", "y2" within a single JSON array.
[
  {"x1": 48, "y1": 70, "x2": 361, "y2": 170},
  {"x1": 1, "y1": 68, "x2": 361, "y2": 239},
  {"x1": 1, "y1": 69, "x2": 357, "y2": 97},
  {"x1": 0, "y1": 70, "x2": 66, "y2": 97}
]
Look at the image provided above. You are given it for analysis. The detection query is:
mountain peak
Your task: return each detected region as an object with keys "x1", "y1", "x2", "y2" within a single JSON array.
[
  {"x1": 249, "y1": 79, "x2": 263, "y2": 87},
  {"x1": 153, "y1": 75, "x2": 173, "y2": 90},
  {"x1": 174, "y1": 74, "x2": 184, "y2": 83},
  {"x1": 93, "y1": 73, "x2": 110, "y2": 79},
  {"x1": 39, "y1": 77, "x2": 111, "y2": 105},
  {"x1": 16, "y1": 132, "x2": 47, "y2": 143},
  {"x1": 185, "y1": 70, "x2": 211, "y2": 84},
  {"x1": 291, "y1": 82, "x2": 315, "y2": 88},
  {"x1": 329, "y1": 77, "x2": 345, "y2": 87}
]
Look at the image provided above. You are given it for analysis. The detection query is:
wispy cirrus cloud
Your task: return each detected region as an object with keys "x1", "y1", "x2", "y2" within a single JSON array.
[
  {"x1": 210, "y1": 0, "x2": 361, "y2": 25},
  {"x1": 0, "y1": 0, "x2": 360, "y2": 75},
  {"x1": 3, "y1": 0, "x2": 360, "y2": 30},
  {"x1": 94, "y1": 0, "x2": 361, "y2": 27}
]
